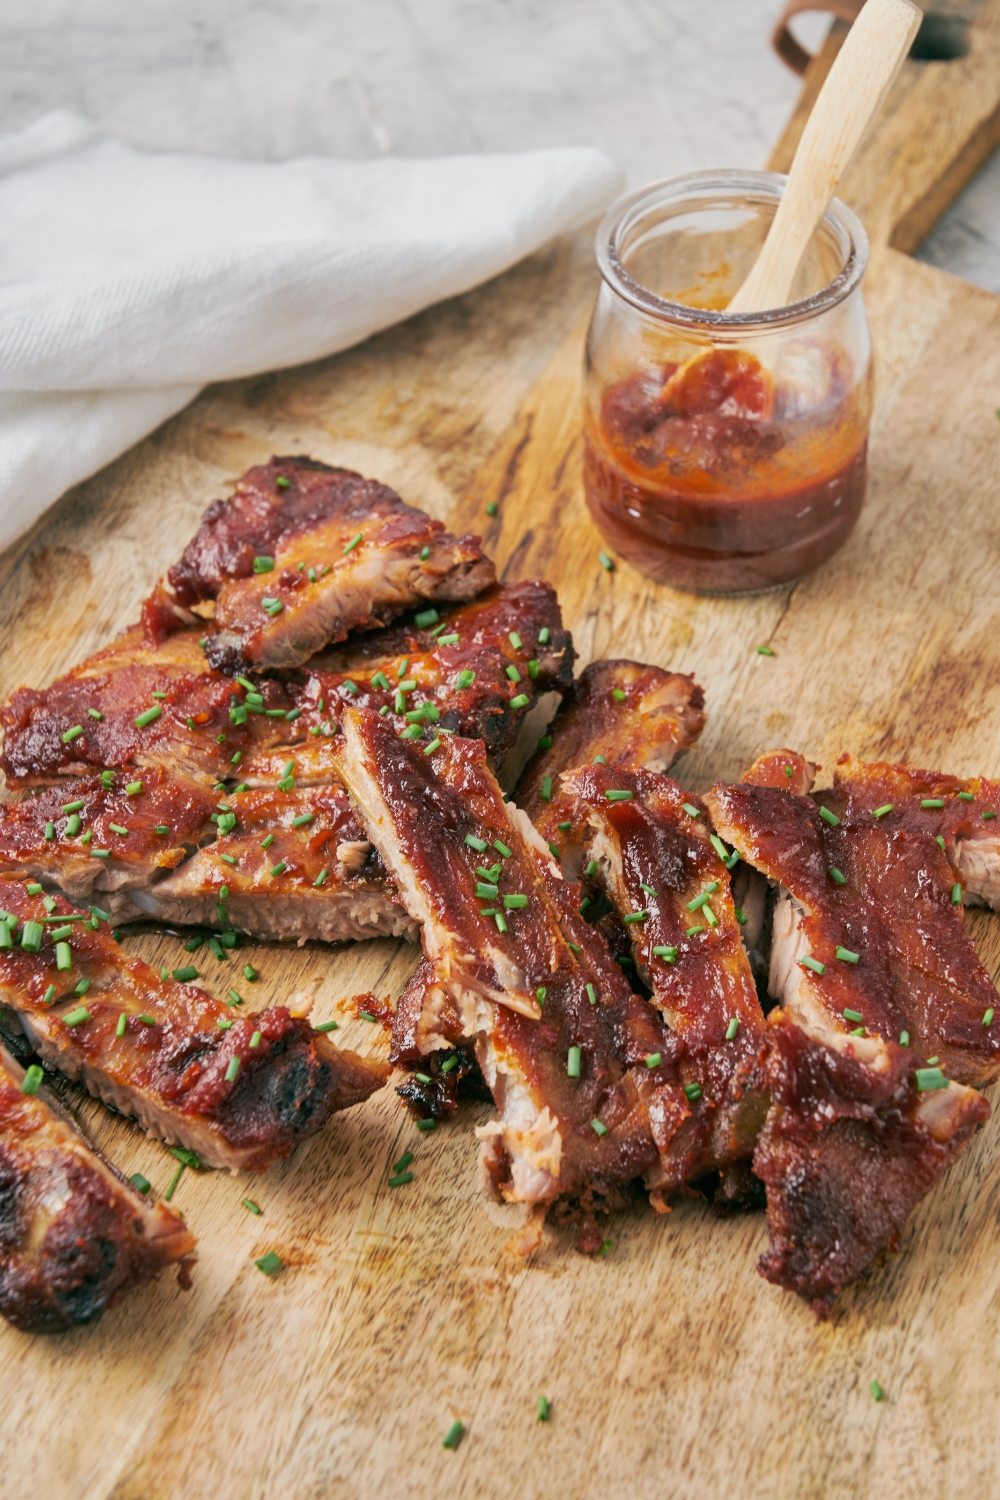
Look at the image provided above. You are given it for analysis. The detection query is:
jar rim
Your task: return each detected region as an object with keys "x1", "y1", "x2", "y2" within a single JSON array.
[{"x1": 595, "y1": 168, "x2": 869, "y2": 331}]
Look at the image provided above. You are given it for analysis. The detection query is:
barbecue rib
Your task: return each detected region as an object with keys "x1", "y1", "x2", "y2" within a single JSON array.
[
  {"x1": 516, "y1": 661, "x2": 705, "y2": 875},
  {"x1": 296, "y1": 581, "x2": 575, "y2": 770},
  {"x1": 706, "y1": 770, "x2": 993, "y2": 1311},
  {"x1": 0, "y1": 881, "x2": 387, "y2": 1170},
  {"x1": 830, "y1": 756, "x2": 1000, "y2": 912},
  {"x1": 0, "y1": 625, "x2": 303, "y2": 789},
  {"x1": 0, "y1": 768, "x2": 217, "y2": 920},
  {"x1": 336, "y1": 710, "x2": 666, "y2": 1224},
  {"x1": 147, "y1": 456, "x2": 495, "y2": 671},
  {"x1": 141, "y1": 781, "x2": 416, "y2": 942},
  {"x1": 0, "y1": 1043, "x2": 195, "y2": 1333},
  {"x1": 565, "y1": 763, "x2": 767, "y2": 1201}
]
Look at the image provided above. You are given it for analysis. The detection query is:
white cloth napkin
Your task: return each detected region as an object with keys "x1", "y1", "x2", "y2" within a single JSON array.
[{"x1": 0, "y1": 111, "x2": 623, "y2": 553}]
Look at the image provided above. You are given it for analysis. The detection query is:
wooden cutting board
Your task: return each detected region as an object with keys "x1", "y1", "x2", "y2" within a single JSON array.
[{"x1": 4, "y1": 7, "x2": 1000, "y2": 1497}]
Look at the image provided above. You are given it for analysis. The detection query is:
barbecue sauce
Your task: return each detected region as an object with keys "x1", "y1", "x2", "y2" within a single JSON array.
[{"x1": 584, "y1": 346, "x2": 869, "y2": 593}]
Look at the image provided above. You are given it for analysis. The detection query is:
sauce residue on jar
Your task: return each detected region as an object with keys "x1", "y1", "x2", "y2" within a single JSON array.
[{"x1": 584, "y1": 344, "x2": 870, "y2": 593}]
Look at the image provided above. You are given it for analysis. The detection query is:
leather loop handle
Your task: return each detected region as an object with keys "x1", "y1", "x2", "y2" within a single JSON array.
[{"x1": 772, "y1": 0, "x2": 866, "y2": 73}]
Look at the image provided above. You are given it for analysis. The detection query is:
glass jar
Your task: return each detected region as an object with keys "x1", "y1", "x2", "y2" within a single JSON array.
[{"x1": 583, "y1": 169, "x2": 873, "y2": 593}]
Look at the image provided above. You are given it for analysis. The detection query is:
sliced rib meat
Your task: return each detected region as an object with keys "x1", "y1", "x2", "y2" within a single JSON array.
[
  {"x1": 0, "y1": 880, "x2": 386, "y2": 1171},
  {"x1": 0, "y1": 768, "x2": 216, "y2": 919},
  {"x1": 149, "y1": 456, "x2": 494, "y2": 671},
  {"x1": 335, "y1": 709, "x2": 666, "y2": 1217},
  {"x1": 707, "y1": 776, "x2": 1000, "y2": 1085},
  {"x1": 565, "y1": 763, "x2": 767, "y2": 1200},
  {"x1": 516, "y1": 660, "x2": 705, "y2": 875},
  {"x1": 706, "y1": 771, "x2": 993, "y2": 1312},
  {"x1": 0, "y1": 1043, "x2": 195, "y2": 1333},
  {"x1": 141, "y1": 781, "x2": 415, "y2": 942},
  {"x1": 0, "y1": 625, "x2": 302, "y2": 789}
]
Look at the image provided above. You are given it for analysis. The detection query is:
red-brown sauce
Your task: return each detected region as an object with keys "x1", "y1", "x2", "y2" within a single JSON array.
[{"x1": 584, "y1": 347, "x2": 868, "y2": 592}]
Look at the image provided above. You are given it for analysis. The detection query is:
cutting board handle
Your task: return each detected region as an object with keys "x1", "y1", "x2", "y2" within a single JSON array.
[{"x1": 773, "y1": 0, "x2": 868, "y2": 74}]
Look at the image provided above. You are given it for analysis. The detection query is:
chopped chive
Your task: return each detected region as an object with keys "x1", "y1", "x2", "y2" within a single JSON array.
[
  {"x1": 437, "y1": 633, "x2": 460, "y2": 647},
  {"x1": 74, "y1": 979, "x2": 91, "y2": 996},
  {"x1": 984, "y1": 1009, "x2": 995, "y2": 1025},
  {"x1": 503, "y1": 894, "x2": 528, "y2": 910},
  {"x1": 485, "y1": 501, "x2": 498, "y2": 517},
  {"x1": 225, "y1": 1056, "x2": 241, "y2": 1083},
  {"x1": 870, "y1": 1381, "x2": 884, "y2": 1402},
  {"x1": 456, "y1": 669, "x2": 476, "y2": 689},
  {"x1": 537, "y1": 1395, "x2": 550, "y2": 1422},
  {"x1": 88, "y1": 708, "x2": 104, "y2": 721},
  {"x1": 20, "y1": 1064, "x2": 43, "y2": 1095},
  {"x1": 710, "y1": 834, "x2": 730, "y2": 861},
  {"x1": 927, "y1": 1057, "x2": 939, "y2": 1066},
  {"x1": 134, "y1": 706, "x2": 162, "y2": 728},
  {"x1": 494, "y1": 839, "x2": 512, "y2": 858},
  {"x1": 604, "y1": 789, "x2": 633, "y2": 803},
  {"x1": 243, "y1": 1198, "x2": 262, "y2": 1215},
  {"x1": 154, "y1": 824, "x2": 171, "y2": 835},
  {"x1": 537, "y1": 627, "x2": 551, "y2": 646},
  {"x1": 217, "y1": 1018, "x2": 233, "y2": 1031},
  {"x1": 414, "y1": 608, "x2": 439, "y2": 629},
  {"x1": 116, "y1": 1013, "x2": 127, "y2": 1038},
  {"x1": 440, "y1": 1056, "x2": 458, "y2": 1075},
  {"x1": 873, "y1": 804, "x2": 893, "y2": 819},
  {"x1": 686, "y1": 925, "x2": 705, "y2": 937},
  {"x1": 598, "y1": 551, "x2": 614, "y2": 571},
  {"x1": 528, "y1": 660, "x2": 539, "y2": 680},
  {"x1": 725, "y1": 1017, "x2": 740, "y2": 1041},
  {"x1": 315, "y1": 1020, "x2": 339, "y2": 1033},
  {"x1": 393, "y1": 1150, "x2": 414, "y2": 1175},
  {"x1": 836, "y1": 946, "x2": 860, "y2": 964},
  {"x1": 687, "y1": 891, "x2": 712, "y2": 912},
  {"x1": 510, "y1": 693, "x2": 530, "y2": 709},
  {"x1": 100, "y1": 772, "x2": 114, "y2": 790},
  {"x1": 253, "y1": 555, "x2": 275, "y2": 572},
  {"x1": 342, "y1": 531, "x2": 363, "y2": 554},
  {"x1": 652, "y1": 945, "x2": 677, "y2": 961},
  {"x1": 465, "y1": 834, "x2": 487, "y2": 852},
  {"x1": 61, "y1": 724, "x2": 84, "y2": 743},
  {"x1": 623, "y1": 910, "x2": 648, "y2": 924},
  {"x1": 494, "y1": 911, "x2": 508, "y2": 933},
  {"x1": 591, "y1": 1118, "x2": 608, "y2": 1136},
  {"x1": 63, "y1": 1007, "x2": 90, "y2": 1027},
  {"x1": 126, "y1": 780, "x2": 143, "y2": 796},
  {"x1": 442, "y1": 1420, "x2": 464, "y2": 1450},
  {"x1": 682, "y1": 803, "x2": 700, "y2": 818},
  {"x1": 255, "y1": 1251, "x2": 283, "y2": 1276},
  {"x1": 611, "y1": 688, "x2": 626, "y2": 702},
  {"x1": 62, "y1": 799, "x2": 85, "y2": 814},
  {"x1": 219, "y1": 853, "x2": 237, "y2": 865},
  {"x1": 755, "y1": 645, "x2": 774, "y2": 656},
  {"x1": 423, "y1": 738, "x2": 442, "y2": 755},
  {"x1": 959, "y1": 791, "x2": 975, "y2": 802},
  {"x1": 535, "y1": 986, "x2": 547, "y2": 1005},
  {"x1": 683, "y1": 1082, "x2": 702, "y2": 1102},
  {"x1": 541, "y1": 776, "x2": 552, "y2": 802},
  {"x1": 921, "y1": 798, "x2": 945, "y2": 809},
  {"x1": 172, "y1": 966, "x2": 199, "y2": 982},
  {"x1": 983, "y1": 811, "x2": 997, "y2": 821},
  {"x1": 291, "y1": 812, "x2": 314, "y2": 827},
  {"x1": 388, "y1": 1171, "x2": 413, "y2": 1187},
  {"x1": 703, "y1": 904, "x2": 719, "y2": 928},
  {"x1": 645, "y1": 1052, "x2": 662, "y2": 1068},
  {"x1": 130, "y1": 1173, "x2": 151, "y2": 1194},
  {"x1": 899, "y1": 1030, "x2": 910, "y2": 1046},
  {"x1": 567, "y1": 942, "x2": 580, "y2": 954},
  {"x1": 41, "y1": 985, "x2": 56, "y2": 1004},
  {"x1": 108, "y1": 823, "x2": 129, "y2": 836},
  {"x1": 20, "y1": 921, "x2": 43, "y2": 952},
  {"x1": 547, "y1": 842, "x2": 560, "y2": 860},
  {"x1": 936, "y1": 834, "x2": 946, "y2": 850},
  {"x1": 819, "y1": 806, "x2": 840, "y2": 827},
  {"x1": 43, "y1": 821, "x2": 55, "y2": 841},
  {"x1": 829, "y1": 866, "x2": 847, "y2": 885},
  {"x1": 260, "y1": 833, "x2": 275, "y2": 849},
  {"x1": 800, "y1": 955, "x2": 825, "y2": 975},
  {"x1": 416, "y1": 1118, "x2": 436, "y2": 1131},
  {"x1": 586, "y1": 983, "x2": 597, "y2": 1006},
  {"x1": 270, "y1": 862, "x2": 287, "y2": 876},
  {"x1": 55, "y1": 941, "x2": 72, "y2": 971},
  {"x1": 843, "y1": 1008, "x2": 864, "y2": 1023},
  {"x1": 567, "y1": 1046, "x2": 581, "y2": 1079},
  {"x1": 951, "y1": 883, "x2": 963, "y2": 904},
  {"x1": 915, "y1": 1067, "x2": 947, "y2": 1091},
  {"x1": 585, "y1": 860, "x2": 598, "y2": 878},
  {"x1": 784, "y1": 765, "x2": 794, "y2": 779}
]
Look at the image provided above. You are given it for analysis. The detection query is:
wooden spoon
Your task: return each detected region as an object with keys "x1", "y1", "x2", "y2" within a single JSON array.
[
  {"x1": 731, "y1": 0, "x2": 922, "y2": 314},
  {"x1": 660, "y1": 0, "x2": 921, "y2": 419}
]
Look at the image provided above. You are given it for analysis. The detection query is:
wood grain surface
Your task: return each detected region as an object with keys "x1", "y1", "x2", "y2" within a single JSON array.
[{"x1": 4, "y1": 10, "x2": 1000, "y2": 1499}]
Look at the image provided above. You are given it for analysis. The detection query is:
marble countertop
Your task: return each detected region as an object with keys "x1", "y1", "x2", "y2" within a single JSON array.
[{"x1": 2, "y1": 0, "x2": 997, "y2": 289}]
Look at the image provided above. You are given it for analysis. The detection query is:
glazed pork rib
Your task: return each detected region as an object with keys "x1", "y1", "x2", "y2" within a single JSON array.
[
  {"x1": 148, "y1": 456, "x2": 495, "y2": 672},
  {"x1": 0, "y1": 624, "x2": 302, "y2": 790},
  {"x1": 565, "y1": 763, "x2": 767, "y2": 1202},
  {"x1": 141, "y1": 780, "x2": 416, "y2": 942},
  {"x1": 336, "y1": 709, "x2": 667, "y2": 1222},
  {"x1": 0, "y1": 880, "x2": 387, "y2": 1171},
  {"x1": 706, "y1": 771, "x2": 992, "y2": 1311},
  {"x1": 0, "y1": 1043, "x2": 195, "y2": 1333},
  {"x1": 516, "y1": 660, "x2": 705, "y2": 874}
]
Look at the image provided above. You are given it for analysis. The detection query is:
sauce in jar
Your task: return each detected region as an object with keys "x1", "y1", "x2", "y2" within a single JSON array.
[
  {"x1": 584, "y1": 346, "x2": 869, "y2": 592},
  {"x1": 585, "y1": 171, "x2": 873, "y2": 593}
]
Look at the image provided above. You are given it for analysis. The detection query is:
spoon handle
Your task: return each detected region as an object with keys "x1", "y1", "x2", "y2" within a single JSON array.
[{"x1": 728, "y1": 0, "x2": 922, "y2": 314}]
